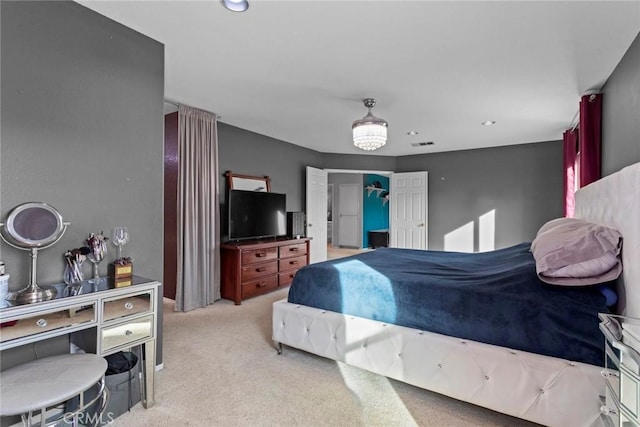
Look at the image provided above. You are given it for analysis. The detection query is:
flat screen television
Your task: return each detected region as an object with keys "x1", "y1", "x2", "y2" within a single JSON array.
[{"x1": 228, "y1": 189, "x2": 287, "y2": 241}]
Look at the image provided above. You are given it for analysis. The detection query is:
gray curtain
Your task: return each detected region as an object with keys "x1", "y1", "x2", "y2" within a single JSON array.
[{"x1": 175, "y1": 105, "x2": 221, "y2": 312}]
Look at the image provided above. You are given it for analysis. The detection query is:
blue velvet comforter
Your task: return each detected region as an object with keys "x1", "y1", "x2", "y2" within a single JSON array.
[{"x1": 287, "y1": 243, "x2": 608, "y2": 366}]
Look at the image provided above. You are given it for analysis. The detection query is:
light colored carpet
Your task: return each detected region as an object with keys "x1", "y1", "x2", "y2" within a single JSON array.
[
  {"x1": 113, "y1": 289, "x2": 538, "y2": 427},
  {"x1": 327, "y1": 245, "x2": 367, "y2": 260}
]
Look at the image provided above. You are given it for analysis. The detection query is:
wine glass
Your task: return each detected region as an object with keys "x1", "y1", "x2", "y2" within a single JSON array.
[
  {"x1": 86, "y1": 232, "x2": 108, "y2": 284},
  {"x1": 111, "y1": 227, "x2": 129, "y2": 260}
]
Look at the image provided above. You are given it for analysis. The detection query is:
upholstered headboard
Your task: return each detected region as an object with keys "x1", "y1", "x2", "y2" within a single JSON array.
[{"x1": 575, "y1": 162, "x2": 640, "y2": 317}]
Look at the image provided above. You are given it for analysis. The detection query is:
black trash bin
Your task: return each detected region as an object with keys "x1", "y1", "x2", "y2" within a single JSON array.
[
  {"x1": 102, "y1": 351, "x2": 141, "y2": 422},
  {"x1": 66, "y1": 351, "x2": 141, "y2": 426}
]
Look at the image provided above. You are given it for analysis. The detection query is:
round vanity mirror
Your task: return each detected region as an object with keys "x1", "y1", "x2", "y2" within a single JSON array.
[
  {"x1": 4, "y1": 203, "x2": 65, "y2": 248},
  {"x1": 0, "y1": 202, "x2": 69, "y2": 304}
]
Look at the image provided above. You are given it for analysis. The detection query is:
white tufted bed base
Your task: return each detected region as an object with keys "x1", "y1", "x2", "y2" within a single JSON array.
[{"x1": 272, "y1": 162, "x2": 640, "y2": 427}]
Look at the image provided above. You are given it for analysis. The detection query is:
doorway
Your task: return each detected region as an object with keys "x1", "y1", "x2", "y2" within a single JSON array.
[
  {"x1": 307, "y1": 168, "x2": 428, "y2": 264},
  {"x1": 326, "y1": 170, "x2": 392, "y2": 250}
]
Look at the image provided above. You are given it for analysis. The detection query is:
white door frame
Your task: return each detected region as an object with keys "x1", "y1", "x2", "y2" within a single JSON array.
[{"x1": 306, "y1": 168, "x2": 427, "y2": 255}]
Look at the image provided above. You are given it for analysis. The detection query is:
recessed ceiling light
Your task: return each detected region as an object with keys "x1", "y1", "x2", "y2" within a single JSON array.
[
  {"x1": 482, "y1": 121, "x2": 496, "y2": 126},
  {"x1": 407, "y1": 131, "x2": 419, "y2": 136},
  {"x1": 220, "y1": 0, "x2": 249, "y2": 12}
]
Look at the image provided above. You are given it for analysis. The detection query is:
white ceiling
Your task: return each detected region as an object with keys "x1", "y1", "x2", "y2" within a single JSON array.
[{"x1": 78, "y1": 1, "x2": 640, "y2": 156}]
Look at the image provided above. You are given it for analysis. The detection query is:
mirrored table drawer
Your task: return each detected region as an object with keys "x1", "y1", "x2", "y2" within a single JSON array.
[
  {"x1": 103, "y1": 291, "x2": 153, "y2": 322},
  {"x1": 0, "y1": 303, "x2": 96, "y2": 343},
  {"x1": 101, "y1": 315, "x2": 153, "y2": 352}
]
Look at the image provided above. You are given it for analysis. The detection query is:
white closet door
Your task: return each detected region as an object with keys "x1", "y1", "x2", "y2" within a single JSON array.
[
  {"x1": 306, "y1": 166, "x2": 328, "y2": 263},
  {"x1": 338, "y1": 183, "x2": 359, "y2": 248},
  {"x1": 390, "y1": 172, "x2": 428, "y2": 250}
]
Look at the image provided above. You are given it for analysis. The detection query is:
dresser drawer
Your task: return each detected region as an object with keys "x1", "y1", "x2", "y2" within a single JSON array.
[
  {"x1": 242, "y1": 275, "x2": 278, "y2": 300},
  {"x1": 103, "y1": 291, "x2": 153, "y2": 322},
  {"x1": 241, "y1": 247, "x2": 277, "y2": 264},
  {"x1": 279, "y1": 243, "x2": 307, "y2": 258},
  {"x1": 101, "y1": 315, "x2": 153, "y2": 352},
  {"x1": 278, "y1": 255, "x2": 307, "y2": 272},
  {"x1": 241, "y1": 260, "x2": 278, "y2": 282},
  {"x1": 278, "y1": 271, "x2": 298, "y2": 287}
]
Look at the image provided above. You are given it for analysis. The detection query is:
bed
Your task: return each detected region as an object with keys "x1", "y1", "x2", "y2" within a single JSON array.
[{"x1": 272, "y1": 162, "x2": 640, "y2": 427}]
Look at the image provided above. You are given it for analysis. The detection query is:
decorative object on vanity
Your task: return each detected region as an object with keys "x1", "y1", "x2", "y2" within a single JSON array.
[
  {"x1": 86, "y1": 231, "x2": 108, "y2": 285},
  {"x1": 63, "y1": 247, "x2": 90, "y2": 297},
  {"x1": 110, "y1": 257, "x2": 134, "y2": 288},
  {"x1": 225, "y1": 171, "x2": 271, "y2": 192},
  {"x1": 110, "y1": 226, "x2": 132, "y2": 287},
  {"x1": 111, "y1": 226, "x2": 129, "y2": 260},
  {"x1": 0, "y1": 260, "x2": 8, "y2": 300},
  {"x1": 0, "y1": 202, "x2": 69, "y2": 304},
  {"x1": 352, "y1": 98, "x2": 388, "y2": 151}
]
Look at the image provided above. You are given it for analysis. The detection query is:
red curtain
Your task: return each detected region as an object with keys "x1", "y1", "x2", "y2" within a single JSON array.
[
  {"x1": 578, "y1": 93, "x2": 602, "y2": 187},
  {"x1": 563, "y1": 129, "x2": 578, "y2": 217}
]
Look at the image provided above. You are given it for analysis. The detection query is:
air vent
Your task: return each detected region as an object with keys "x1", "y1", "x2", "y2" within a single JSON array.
[{"x1": 411, "y1": 141, "x2": 435, "y2": 147}]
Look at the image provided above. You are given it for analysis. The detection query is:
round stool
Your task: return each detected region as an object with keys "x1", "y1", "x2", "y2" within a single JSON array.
[{"x1": 0, "y1": 353, "x2": 109, "y2": 427}]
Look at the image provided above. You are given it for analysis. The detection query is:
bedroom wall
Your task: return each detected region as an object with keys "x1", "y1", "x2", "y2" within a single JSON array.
[
  {"x1": 396, "y1": 141, "x2": 563, "y2": 251},
  {"x1": 1, "y1": 0, "x2": 165, "y2": 362},
  {"x1": 322, "y1": 152, "x2": 397, "y2": 172},
  {"x1": 601, "y1": 31, "x2": 640, "y2": 176},
  {"x1": 218, "y1": 123, "x2": 324, "y2": 211},
  {"x1": 218, "y1": 123, "x2": 563, "y2": 252}
]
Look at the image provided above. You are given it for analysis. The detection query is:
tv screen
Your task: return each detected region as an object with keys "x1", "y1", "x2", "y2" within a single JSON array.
[{"x1": 228, "y1": 190, "x2": 287, "y2": 241}]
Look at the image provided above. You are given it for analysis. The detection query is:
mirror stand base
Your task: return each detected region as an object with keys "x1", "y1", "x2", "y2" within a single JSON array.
[{"x1": 6, "y1": 285, "x2": 57, "y2": 305}]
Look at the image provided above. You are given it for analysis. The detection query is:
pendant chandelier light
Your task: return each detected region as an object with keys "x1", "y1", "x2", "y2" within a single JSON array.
[{"x1": 352, "y1": 98, "x2": 388, "y2": 151}]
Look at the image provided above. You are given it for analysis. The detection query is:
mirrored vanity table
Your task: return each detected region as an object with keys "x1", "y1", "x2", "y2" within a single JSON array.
[
  {"x1": 0, "y1": 276, "x2": 160, "y2": 409},
  {"x1": 599, "y1": 313, "x2": 640, "y2": 426}
]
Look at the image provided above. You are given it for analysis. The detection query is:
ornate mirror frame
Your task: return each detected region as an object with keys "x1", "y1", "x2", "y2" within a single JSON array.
[{"x1": 225, "y1": 171, "x2": 271, "y2": 192}]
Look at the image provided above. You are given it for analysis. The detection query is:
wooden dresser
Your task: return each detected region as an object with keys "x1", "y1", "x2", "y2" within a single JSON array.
[{"x1": 221, "y1": 237, "x2": 310, "y2": 305}]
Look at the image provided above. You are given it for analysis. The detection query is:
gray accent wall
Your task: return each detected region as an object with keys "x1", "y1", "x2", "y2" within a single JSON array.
[
  {"x1": 218, "y1": 124, "x2": 563, "y2": 252},
  {"x1": 1, "y1": 1, "x2": 164, "y2": 362},
  {"x1": 218, "y1": 124, "x2": 397, "y2": 216},
  {"x1": 397, "y1": 141, "x2": 563, "y2": 251},
  {"x1": 602, "y1": 31, "x2": 640, "y2": 176},
  {"x1": 322, "y1": 153, "x2": 397, "y2": 172},
  {"x1": 218, "y1": 123, "x2": 324, "y2": 212}
]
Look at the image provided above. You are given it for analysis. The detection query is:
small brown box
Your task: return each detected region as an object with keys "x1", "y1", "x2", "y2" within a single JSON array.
[
  {"x1": 112, "y1": 276, "x2": 133, "y2": 288},
  {"x1": 110, "y1": 262, "x2": 133, "y2": 278}
]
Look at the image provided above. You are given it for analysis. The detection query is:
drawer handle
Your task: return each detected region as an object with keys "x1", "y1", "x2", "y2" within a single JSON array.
[
  {"x1": 256, "y1": 282, "x2": 267, "y2": 288},
  {"x1": 289, "y1": 261, "x2": 298, "y2": 265},
  {"x1": 256, "y1": 267, "x2": 267, "y2": 272},
  {"x1": 289, "y1": 248, "x2": 299, "y2": 252},
  {"x1": 36, "y1": 319, "x2": 48, "y2": 328},
  {"x1": 125, "y1": 330, "x2": 133, "y2": 336},
  {"x1": 255, "y1": 252, "x2": 267, "y2": 258},
  {"x1": 124, "y1": 302, "x2": 134, "y2": 310},
  {"x1": 601, "y1": 369, "x2": 619, "y2": 378},
  {"x1": 600, "y1": 405, "x2": 617, "y2": 416}
]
